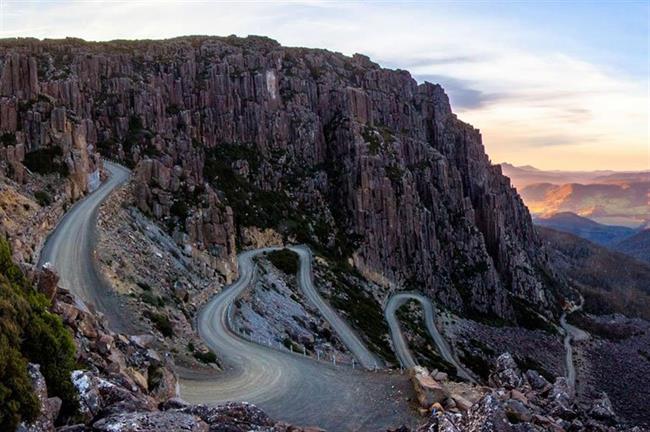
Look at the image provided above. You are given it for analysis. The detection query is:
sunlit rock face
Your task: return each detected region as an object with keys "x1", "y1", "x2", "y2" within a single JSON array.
[{"x1": 0, "y1": 36, "x2": 563, "y2": 320}]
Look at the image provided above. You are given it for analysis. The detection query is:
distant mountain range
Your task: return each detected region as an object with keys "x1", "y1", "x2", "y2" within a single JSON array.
[
  {"x1": 612, "y1": 229, "x2": 650, "y2": 263},
  {"x1": 535, "y1": 212, "x2": 635, "y2": 245},
  {"x1": 535, "y1": 212, "x2": 650, "y2": 264},
  {"x1": 501, "y1": 163, "x2": 649, "y2": 188},
  {"x1": 539, "y1": 226, "x2": 650, "y2": 319},
  {"x1": 502, "y1": 163, "x2": 649, "y2": 228}
]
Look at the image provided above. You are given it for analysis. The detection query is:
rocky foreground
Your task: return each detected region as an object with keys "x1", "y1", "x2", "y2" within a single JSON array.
[
  {"x1": 405, "y1": 352, "x2": 632, "y2": 432},
  {"x1": 16, "y1": 265, "x2": 637, "y2": 432}
]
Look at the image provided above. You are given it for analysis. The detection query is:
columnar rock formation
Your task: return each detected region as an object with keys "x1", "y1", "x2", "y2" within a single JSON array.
[{"x1": 0, "y1": 37, "x2": 564, "y2": 320}]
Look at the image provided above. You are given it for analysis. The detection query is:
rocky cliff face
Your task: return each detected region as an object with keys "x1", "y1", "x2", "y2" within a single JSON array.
[{"x1": 0, "y1": 36, "x2": 563, "y2": 320}]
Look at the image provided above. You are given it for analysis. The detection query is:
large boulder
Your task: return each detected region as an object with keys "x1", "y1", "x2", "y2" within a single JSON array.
[
  {"x1": 16, "y1": 364, "x2": 61, "y2": 432},
  {"x1": 548, "y1": 377, "x2": 576, "y2": 420},
  {"x1": 523, "y1": 370, "x2": 549, "y2": 391},
  {"x1": 409, "y1": 366, "x2": 450, "y2": 409},
  {"x1": 503, "y1": 399, "x2": 532, "y2": 423},
  {"x1": 589, "y1": 392, "x2": 616, "y2": 423},
  {"x1": 36, "y1": 263, "x2": 59, "y2": 302},
  {"x1": 71, "y1": 370, "x2": 156, "y2": 421},
  {"x1": 177, "y1": 402, "x2": 276, "y2": 431},
  {"x1": 489, "y1": 353, "x2": 523, "y2": 390}
]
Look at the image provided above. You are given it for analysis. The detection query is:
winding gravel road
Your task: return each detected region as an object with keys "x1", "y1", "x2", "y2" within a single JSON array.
[
  {"x1": 385, "y1": 292, "x2": 474, "y2": 382},
  {"x1": 288, "y1": 245, "x2": 383, "y2": 370},
  {"x1": 38, "y1": 161, "x2": 475, "y2": 430},
  {"x1": 38, "y1": 161, "x2": 134, "y2": 333},
  {"x1": 560, "y1": 298, "x2": 589, "y2": 394},
  {"x1": 180, "y1": 248, "x2": 415, "y2": 430}
]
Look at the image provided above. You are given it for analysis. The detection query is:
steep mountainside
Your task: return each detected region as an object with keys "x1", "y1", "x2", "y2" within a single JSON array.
[
  {"x1": 535, "y1": 212, "x2": 634, "y2": 246},
  {"x1": 538, "y1": 227, "x2": 650, "y2": 320},
  {"x1": 0, "y1": 36, "x2": 564, "y2": 322},
  {"x1": 612, "y1": 229, "x2": 650, "y2": 263}
]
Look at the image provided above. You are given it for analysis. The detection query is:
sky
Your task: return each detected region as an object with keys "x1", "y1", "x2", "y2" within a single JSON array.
[{"x1": 0, "y1": 0, "x2": 648, "y2": 171}]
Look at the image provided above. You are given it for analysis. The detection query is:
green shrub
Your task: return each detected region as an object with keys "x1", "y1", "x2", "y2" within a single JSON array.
[
  {"x1": 193, "y1": 350, "x2": 217, "y2": 364},
  {"x1": 0, "y1": 336, "x2": 40, "y2": 431},
  {"x1": 146, "y1": 311, "x2": 174, "y2": 337},
  {"x1": 0, "y1": 237, "x2": 78, "y2": 428},
  {"x1": 34, "y1": 190, "x2": 52, "y2": 207},
  {"x1": 266, "y1": 249, "x2": 299, "y2": 275},
  {"x1": 147, "y1": 365, "x2": 163, "y2": 390},
  {"x1": 170, "y1": 200, "x2": 188, "y2": 220},
  {"x1": 141, "y1": 291, "x2": 165, "y2": 307},
  {"x1": 24, "y1": 146, "x2": 69, "y2": 176},
  {"x1": 0, "y1": 132, "x2": 17, "y2": 147}
]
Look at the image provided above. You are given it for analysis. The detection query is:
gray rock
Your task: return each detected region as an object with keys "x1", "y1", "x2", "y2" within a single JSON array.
[
  {"x1": 503, "y1": 399, "x2": 533, "y2": 423},
  {"x1": 490, "y1": 353, "x2": 524, "y2": 389},
  {"x1": 92, "y1": 411, "x2": 208, "y2": 432},
  {"x1": 524, "y1": 370, "x2": 549, "y2": 391},
  {"x1": 589, "y1": 392, "x2": 616, "y2": 423}
]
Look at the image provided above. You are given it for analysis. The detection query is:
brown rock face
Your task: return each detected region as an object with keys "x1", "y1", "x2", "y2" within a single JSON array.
[
  {"x1": 0, "y1": 36, "x2": 563, "y2": 319},
  {"x1": 36, "y1": 262, "x2": 59, "y2": 301}
]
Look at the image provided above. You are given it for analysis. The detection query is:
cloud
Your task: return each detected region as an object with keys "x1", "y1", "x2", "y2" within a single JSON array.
[
  {"x1": 414, "y1": 74, "x2": 508, "y2": 110},
  {"x1": 524, "y1": 134, "x2": 601, "y2": 147},
  {"x1": 379, "y1": 55, "x2": 488, "y2": 69}
]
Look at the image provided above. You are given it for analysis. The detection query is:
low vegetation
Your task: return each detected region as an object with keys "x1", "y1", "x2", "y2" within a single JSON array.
[
  {"x1": 396, "y1": 300, "x2": 458, "y2": 376},
  {"x1": 34, "y1": 190, "x2": 52, "y2": 207},
  {"x1": 146, "y1": 311, "x2": 174, "y2": 338},
  {"x1": 0, "y1": 132, "x2": 17, "y2": 147},
  {"x1": 320, "y1": 263, "x2": 396, "y2": 364},
  {"x1": 23, "y1": 146, "x2": 69, "y2": 176},
  {"x1": 266, "y1": 249, "x2": 299, "y2": 275},
  {"x1": 193, "y1": 350, "x2": 217, "y2": 364},
  {"x1": 0, "y1": 237, "x2": 78, "y2": 430},
  {"x1": 540, "y1": 227, "x2": 650, "y2": 319}
]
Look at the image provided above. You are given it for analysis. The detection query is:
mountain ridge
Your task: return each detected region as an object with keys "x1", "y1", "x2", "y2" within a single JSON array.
[{"x1": 0, "y1": 35, "x2": 564, "y2": 322}]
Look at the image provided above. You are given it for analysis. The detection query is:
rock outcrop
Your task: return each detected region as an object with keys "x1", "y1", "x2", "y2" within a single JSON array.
[{"x1": 409, "y1": 353, "x2": 631, "y2": 432}]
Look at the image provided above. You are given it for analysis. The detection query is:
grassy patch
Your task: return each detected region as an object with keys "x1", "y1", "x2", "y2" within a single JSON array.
[{"x1": 141, "y1": 292, "x2": 165, "y2": 308}]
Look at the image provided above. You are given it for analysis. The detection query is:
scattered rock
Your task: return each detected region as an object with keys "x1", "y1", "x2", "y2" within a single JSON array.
[
  {"x1": 490, "y1": 353, "x2": 524, "y2": 389},
  {"x1": 92, "y1": 411, "x2": 209, "y2": 432}
]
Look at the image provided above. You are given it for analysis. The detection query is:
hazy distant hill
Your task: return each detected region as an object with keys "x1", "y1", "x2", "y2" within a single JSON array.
[
  {"x1": 501, "y1": 164, "x2": 649, "y2": 227},
  {"x1": 535, "y1": 212, "x2": 634, "y2": 245},
  {"x1": 500, "y1": 163, "x2": 619, "y2": 189},
  {"x1": 613, "y1": 229, "x2": 650, "y2": 263},
  {"x1": 539, "y1": 227, "x2": 650, "y2": 319}
]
